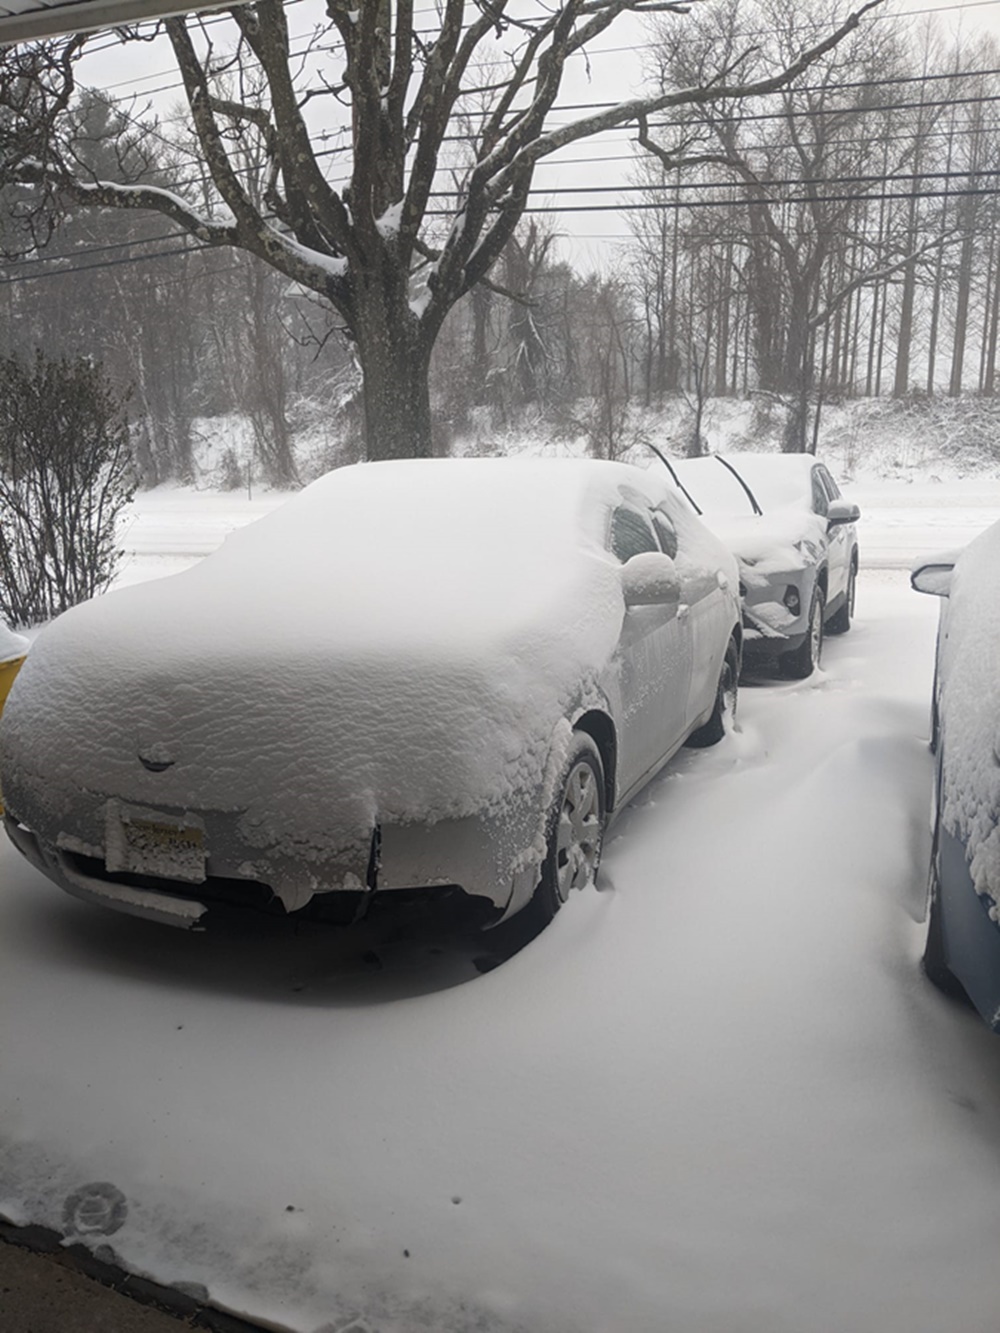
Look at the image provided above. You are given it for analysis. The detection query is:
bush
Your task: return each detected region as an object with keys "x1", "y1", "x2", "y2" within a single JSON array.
[{"x1": 0, "y1": 352, "x2": 135, "y2": 626}]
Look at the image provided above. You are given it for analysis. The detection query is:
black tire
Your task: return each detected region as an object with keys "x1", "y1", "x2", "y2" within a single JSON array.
[
  {"x1": 826, "y1": 558, "x2": 857, "y2": 635},
  {"x1": 779, "y1": 586, "x2": 825, "y2": 679},
  {"x1": 686, "y1": 639, "x2": 739, "y2": 748},
  {"x1": 922, "y1": 769, "x2": 972, "y2": 1004},
  {"x1": 923, "y1": 855, "x2": 970, "y2": 1003},
  {"x1": 531, "y1": 733, "x2": 606, "y2": 925}
]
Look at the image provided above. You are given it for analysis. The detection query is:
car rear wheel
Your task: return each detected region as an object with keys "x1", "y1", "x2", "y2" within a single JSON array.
[
  {"x1": 923, "y1": 856, "x2": 971, "y2": 1003},
  {"x1": 686, "y1": 639, "x2": 739, "y2": 748},
  {"x1": 826, "y1": 558, "x2": 857, "y2": 635},
  {"x1": 531, "y1": 733, "x2": 606, "y2": 925},
  {"x1": 780, "y1": 587, "x2": 824, "y2": 679},
  {"x1": 922, "y1": 769, "x2": 972, "y2": 1003}
]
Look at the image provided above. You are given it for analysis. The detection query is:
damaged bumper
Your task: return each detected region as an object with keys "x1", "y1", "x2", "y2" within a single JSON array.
[
  {"x1": 740, "y1": 581, "x2": 811, "y2": 663},
  {"x1": 3, "y1": 790, "x2": 543, "y2": 931}
]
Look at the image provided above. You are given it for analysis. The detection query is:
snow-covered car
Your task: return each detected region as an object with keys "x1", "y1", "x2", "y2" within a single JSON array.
[
  {"x1": 913, "y1": 524, "x2": 1000, "y2": 1028},
  {"x1": 0, "y1": 458, "x2": 741, "y2": 933},
  {"x1": 0, "y1": 621, "x2": 28, "y2": 713},
  {"x1": 0, "y1": 622, "x2": 29, "y2": 818},
  {"x1": 668, "y1": 453, "x2": 860, "y2": 678}
]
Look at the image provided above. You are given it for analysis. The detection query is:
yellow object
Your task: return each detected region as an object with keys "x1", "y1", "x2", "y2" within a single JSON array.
[
  {"x1": 0, "y1": 653, "x2": 25, "y2": 709},
  {"x1": 0, "y1": 653, "x2": 26, "y2": 817}
]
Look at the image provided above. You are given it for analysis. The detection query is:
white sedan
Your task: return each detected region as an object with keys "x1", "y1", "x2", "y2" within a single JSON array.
[{"x1": 1, "y1": 458, "x2": 741, "y2": 932}]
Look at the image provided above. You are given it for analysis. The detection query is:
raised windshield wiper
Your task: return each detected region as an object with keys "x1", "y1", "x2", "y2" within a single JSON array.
[
  {"x1": 642, "y1": 442, "x2": 703, "y2": 516},
  {"x1": 714, "y1": 454, "x2": 764, "y2": 516}
]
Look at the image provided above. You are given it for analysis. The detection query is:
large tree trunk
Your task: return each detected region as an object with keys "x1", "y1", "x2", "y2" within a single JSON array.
[
  {"x1": 782, "y1": 317, "x2": 813, "y2": 453},
  {"x1": 354, "y1": 272, "x2": 434, "y2": 460},
  {"x1": 893, "y1": 255, "x2": 918, "y2": 398},
  {"x1": 358, "y1": 327, "x2": 433, "y2": 461},
  {"x1": 949, "y1": 221, "x2": 976, "y2": 397}
]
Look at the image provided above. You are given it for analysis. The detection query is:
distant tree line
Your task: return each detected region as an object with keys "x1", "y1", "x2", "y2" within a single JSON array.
[{"x1": 2, "y1": 1, "x2": 1000, "y2": 478}]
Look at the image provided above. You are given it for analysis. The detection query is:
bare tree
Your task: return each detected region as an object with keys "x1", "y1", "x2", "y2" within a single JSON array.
[
  {"x1": 640, "y1": 0, "x2": 938, "y2": 449},
  {"x1": 0, "y1": 352, "x2": 134, "y2": 625},
  {"x1": 0, "y1": 0, "x2": 881, "y2": 461}
]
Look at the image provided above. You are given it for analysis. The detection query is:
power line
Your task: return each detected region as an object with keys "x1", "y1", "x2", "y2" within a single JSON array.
[
  {"x1": 0, "y1": 241, "x2": 205, "y2": 284},
  {"x1": 460, "y1": 163, "x2": 1000, "y2": 197},
  {"x1": 8, "y1": 157, "x2": 1000, "y2": 277},
  {"x1": 291, "y1": 84, "x2": 1000, "y2": 163},
  {"x1": 70, "y1": 0, "x2": 1000, "y2": 97},
  {"x1": 514, "y1": 182, "x2": 1000, "y2": 212},
  {"x1": 0, "y1": 227, "x2": 188, "y2": 266},
  {"x1": 3, "y1": 178, "x2": 999, "y2": 287}
]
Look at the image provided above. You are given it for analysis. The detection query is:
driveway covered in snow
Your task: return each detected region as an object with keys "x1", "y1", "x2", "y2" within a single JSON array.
[{"x1": 4, "y1": 483, "x2": 1000, "y2": 1333}]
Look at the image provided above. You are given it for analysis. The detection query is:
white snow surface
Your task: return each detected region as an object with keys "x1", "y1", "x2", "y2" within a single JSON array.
[
  {"x1": 5, "y1": 476, "x2": 1000, "y2": 1333},
  {"x1": 936, "y1": 520, "x2": 1000, "y2": 909},
  {"x1": 0, "y1": 623, "x2": 28, "y2": 663}
]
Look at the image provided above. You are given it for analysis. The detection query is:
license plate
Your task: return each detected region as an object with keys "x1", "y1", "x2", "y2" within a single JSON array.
[{"x1": 105, "y1": 800, "x2": 207, "y2": 883}]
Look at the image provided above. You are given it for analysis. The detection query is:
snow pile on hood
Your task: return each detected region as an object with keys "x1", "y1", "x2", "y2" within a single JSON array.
[
  {"x1": 700, "y1": 509, "x2": 824, "y2": 582},
  {"x1": 0, "y1": 460, "x2": 638, "y2": 854},
  {"x1": 670, "y1": 454, "x2": 823, "y2": 578},
  {"x1": 938, "y1": 519, "x2": 1000, "y2": 909}
]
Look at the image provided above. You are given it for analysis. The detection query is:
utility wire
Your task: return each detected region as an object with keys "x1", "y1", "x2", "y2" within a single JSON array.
[
  {"x1": 72, "y1": 0, "x2": 1000, "y2": 96},
  {"x1": 8, "y1": 156, "x2": 1000, "y2": 276},
  {"x1": 9, "y1": 153, "x2": 1000, "y2": 276},
  {"x1": 3, "y1": 180, "x2": 999, "y2": 286},
  {"x1": 72, "y1": 60, "x2": 1000, "y2": 130}
]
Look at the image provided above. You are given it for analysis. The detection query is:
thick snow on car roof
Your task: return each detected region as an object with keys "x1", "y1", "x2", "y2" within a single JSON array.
[
  {"x1": 206, "y1": 455, "x2": 637, "y2": 624},
  {"x1": 939, "y1": 519, "x2": 1000, "y2": 911},
  {"x1": 0, "y1": 458, "x2": 675, "y2": 864},
  {"x1": 671, "y1": 456, "x2": 759, "y2": 517},
  {"x1": 716, "y1": 452, "x2": 816, "y2": 510}
]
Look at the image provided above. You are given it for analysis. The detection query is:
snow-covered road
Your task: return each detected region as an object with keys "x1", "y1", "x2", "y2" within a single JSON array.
[
  {"x1": 110, "y1": 473, "x2": 1000, "y2": 586},
  {"x1": 4, "y1": 484, "x2": 1000, "y2": 1333}
]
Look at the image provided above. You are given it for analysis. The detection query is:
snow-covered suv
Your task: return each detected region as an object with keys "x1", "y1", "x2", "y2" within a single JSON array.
[{"x1": 669, "y1": 453, "x2": 860, "y2": 678}]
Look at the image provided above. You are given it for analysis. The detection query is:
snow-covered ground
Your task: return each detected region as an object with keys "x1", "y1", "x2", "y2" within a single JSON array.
[{"x1": 4, "y1": 476, "x2": 1000, "y2": 1333}]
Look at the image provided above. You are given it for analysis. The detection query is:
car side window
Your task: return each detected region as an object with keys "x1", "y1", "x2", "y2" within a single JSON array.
[
  {"x1": 610, "y1": 506, "x2": 659, "y2": 563},
  {"x1": 810, "y1": 469, "x2": 830, "y2": 517},
  {"x1": 652, "y1": 511, "x2": 679, "y2": 559}
]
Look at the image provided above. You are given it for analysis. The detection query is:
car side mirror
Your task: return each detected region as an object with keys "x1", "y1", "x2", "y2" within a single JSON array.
[
  {"x1": 621, "y1": 552, "x2": 681, "y2": 608},
  {"x1": 827, "y1": 500, "x2": 860, "y2": 528},
  {"x1": 911, "y1": 563, "x2": 954, "y2": 597}
]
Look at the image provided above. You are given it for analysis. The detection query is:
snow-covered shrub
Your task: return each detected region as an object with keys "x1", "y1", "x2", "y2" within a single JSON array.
[
  {"x1": 816, "y1": 395, "x2": 1000, "y2": 478},
  {"x1": 0, "y1": 352, "x2": 135, "y2": 626}
]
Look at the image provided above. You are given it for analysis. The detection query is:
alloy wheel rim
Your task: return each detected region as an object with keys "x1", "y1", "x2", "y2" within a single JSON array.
[{"x1": 555, "y1": 761, "x2": 602, "y2": 901}]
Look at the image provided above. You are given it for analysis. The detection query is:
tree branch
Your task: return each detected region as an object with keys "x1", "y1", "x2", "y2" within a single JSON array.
[{"x1": 809, "y1": 231, "x2": 957, "y2": 330}]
